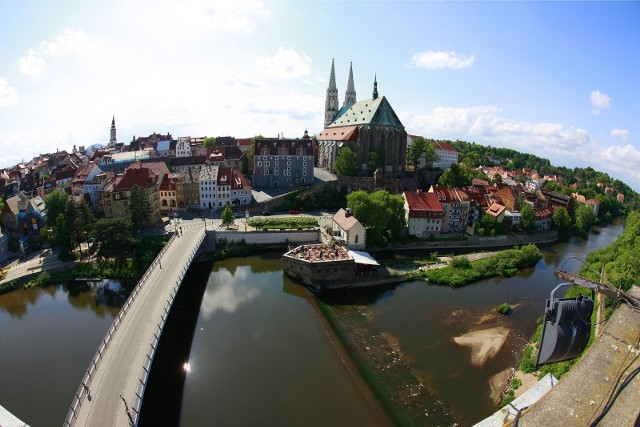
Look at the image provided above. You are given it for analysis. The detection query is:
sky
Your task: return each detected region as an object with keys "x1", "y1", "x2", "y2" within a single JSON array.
[{"x1": 1, "y1": 1, "x2": 639, "y2": 191}]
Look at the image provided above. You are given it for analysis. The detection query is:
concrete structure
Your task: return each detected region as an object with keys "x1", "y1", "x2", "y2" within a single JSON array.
[
  {"x1": 252, "y1": 138, "x2": 314, "y2": 189},
  {"x1": 331, "y1": 208, "x2": 366, "y2": 250},
  {"x1": 0, "y1": 403, "x2": 30, "y2": 427},
  {"x1": 519, "y1": 286, "x2": 640, "y2": 426},
  {"x1": 283, "y1": 242, "x2": 380, "y2": 290},
  {"x1": 403, "y1": 190, "x2": 444, "y2": 238}
]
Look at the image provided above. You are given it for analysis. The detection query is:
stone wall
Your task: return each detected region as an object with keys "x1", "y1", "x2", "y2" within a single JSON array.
[{"x1": 208, "y1": 229, "x2": 320, "y2": 247}]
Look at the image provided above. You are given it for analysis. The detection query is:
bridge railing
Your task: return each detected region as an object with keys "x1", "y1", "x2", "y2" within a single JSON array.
[
  {"x1": 130, "y1": 229, "x2": 205, "y2": 423},
  {"x1": 64, "y1": 231, "x2": 181, "y2": 426}
]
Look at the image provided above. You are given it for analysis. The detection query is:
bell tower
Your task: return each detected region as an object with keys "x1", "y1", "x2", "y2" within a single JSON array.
[
  {"x1": 324, "y1": 59, "x2": 339, "y2": 128},
  {"x1": 109, "y1": 116, "x2": 117, "y2": 148}
]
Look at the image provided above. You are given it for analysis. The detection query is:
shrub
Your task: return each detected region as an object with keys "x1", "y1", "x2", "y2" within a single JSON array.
[
  {"x1": 450, "y1": 256, "x2": 471, "y2": 269},
  {"x1": 497, "y1": 303, "x2": 512, "y2": 315}
]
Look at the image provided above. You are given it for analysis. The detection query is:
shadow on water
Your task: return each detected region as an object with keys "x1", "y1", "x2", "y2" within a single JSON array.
[{"x1": 138, "y1": 259, "x2": 213, "y2": 426}]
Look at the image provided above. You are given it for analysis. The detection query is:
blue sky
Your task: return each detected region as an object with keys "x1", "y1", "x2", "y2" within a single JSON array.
[{"x1": 1, "y1": 1, "x2": 639, "y2": 191}]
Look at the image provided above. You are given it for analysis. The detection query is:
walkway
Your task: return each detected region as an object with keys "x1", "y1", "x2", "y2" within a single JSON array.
[{"x1": 65, "y1": 225, "x2": 206, "y2": 426}]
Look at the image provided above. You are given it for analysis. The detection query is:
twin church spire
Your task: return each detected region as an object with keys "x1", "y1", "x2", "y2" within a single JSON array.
[{"x1": 324, "y1": 60, "x2": 377, "y2": 128}]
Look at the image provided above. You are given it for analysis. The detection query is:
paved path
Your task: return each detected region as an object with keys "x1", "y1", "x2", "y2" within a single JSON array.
[
  {"x1": 68, "y1": 225, "x2": 206, "y2": 426},
  {"x1": 0, "y1": 248, "x2": 74, "y2": 286}
]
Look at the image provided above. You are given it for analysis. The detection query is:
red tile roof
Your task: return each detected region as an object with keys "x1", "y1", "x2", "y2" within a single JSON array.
[
  {"x1": 404, "y1": 191, "x2": 444, "y2": 218},
  {"x1": 316, "y1": 125, "x2": 359, "y2": 141}
]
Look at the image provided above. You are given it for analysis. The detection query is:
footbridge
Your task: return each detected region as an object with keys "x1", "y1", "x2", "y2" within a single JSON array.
[{"x1": 64, "y1": 225, "x2": 207, "y2": 426}]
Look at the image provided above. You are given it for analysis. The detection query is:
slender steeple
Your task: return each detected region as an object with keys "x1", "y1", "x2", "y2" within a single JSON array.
[
  {"x1": 324, "y1": 59, "x2": 340, "y2": 128},
  {"x1": 372, "y1": 74, "x2": 378, "y2": 100},
  {"x1": 109, "y1": 115, "x2": 117, "y2": 147},
  {"x1": 343, "y1": 62, "x2": 356, "y2": 107}
]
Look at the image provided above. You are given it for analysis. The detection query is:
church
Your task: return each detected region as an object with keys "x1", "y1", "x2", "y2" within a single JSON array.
[{"x1": 317, "y1": 60, "x2": 407, "y2": 178}]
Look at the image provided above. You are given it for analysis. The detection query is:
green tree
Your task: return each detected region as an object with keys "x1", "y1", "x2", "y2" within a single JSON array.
[
  {"x1": 407, "y1": 136, "x2": 436, "y2": 170},
  {"x1": 92, "y1": 218, "x2": 136, "y2": 265},
  {"x1": 367, "y1": 151, "x2": 382, "y2": 176},
  {"x1": 552, "y1": 206, "x2": 572, "y2": 237},
  {"x1": 334, "y1": 147, "x2": 358, "y2": 176},
  {"x1": 45, "y1": 191, "x2": 69, "y2": 227},
  {"x1": 575, "y1": 204, "x2": 595, "y2": 233},
  {"x1": 221, "y1": 204, "x2": 234, "y2": 225},
  {"x1": 520, "y1": 203, "x2": 537, "y2": 234},
  {"x1": 129, "y1": 186, "x2": 152, "y2": 230},
  {"x1": 203, "y1": 137, "x2": 216, "y2": 148},
  {"x1": 437, "y1": 163, "x2": 471, "y2": 188},
  {"x1": 346, "y1": 190, "x2": 404, "y2": 247}
]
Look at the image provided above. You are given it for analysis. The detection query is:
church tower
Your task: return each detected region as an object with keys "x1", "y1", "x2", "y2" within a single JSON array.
[
  {"x1": 343, "y1": 62, "x2": 356, "y2": 107},
  {"x1": 109, "y1": 116, "x2": 117, "y2": 148},
  {"x1": 372, "y1": 74, "x2": 378, "y2": 100},
  {"x1": 324, "y1": 59, "x2": 339, "y2": 128}
]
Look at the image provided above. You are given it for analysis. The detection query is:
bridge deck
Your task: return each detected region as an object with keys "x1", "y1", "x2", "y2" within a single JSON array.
[{"x1": 67, "y1": 225, "x2": 206, "y2": 426}]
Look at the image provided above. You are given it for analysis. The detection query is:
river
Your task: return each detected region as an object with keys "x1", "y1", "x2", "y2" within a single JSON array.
[{"x1": 0, "y1": 220, "x2": 623, "y2": 426}]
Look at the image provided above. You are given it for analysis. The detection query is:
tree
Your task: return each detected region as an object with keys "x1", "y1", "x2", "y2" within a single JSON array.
[
  {"x1": 92, "y1": 218, "x2": 136, "y2": 265},
  {"x1": 520, "y1": 204, "x2": 537, "y2": 234},
  {"x1": 407, "y1": 136, "x2": 436, "y2": 170},
  {"x1": 221, "y1": 204, "x2": 234, "y2": 225},
  {"x1": 437, "y1": 164, "x2": 470, "y2": 188},
  {"x1": 45, "y1": 191, "x2": 69, "y2": 227},
  {"x1": 575, "y1": 204, "x2": 595, "y2": 233},
  {"x1": 367, "y1": 151, "x2": 381, "y2": 176},
  {"x1": 334, "y1": 147, "x2": 358, "y2": 176},
  {"x1": 552, "y1": 206, "x2": 572, "y2": 237},
  {"x1": 129, "y1": 186, "x2": 152, "y2": 230},
  {"x1": 203, "y1": 137, "x2": 216, "y2": 148},
  {"x1": 346, "y1": 190, "x2": 404, "y2": 247}
]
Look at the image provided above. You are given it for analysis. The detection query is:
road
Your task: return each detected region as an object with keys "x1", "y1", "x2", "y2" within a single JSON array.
[{"x1": 70, "y1": 225, "x2": 206, "y2": 426}]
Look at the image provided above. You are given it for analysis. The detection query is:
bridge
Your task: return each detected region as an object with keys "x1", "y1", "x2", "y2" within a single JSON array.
[{"x1": 64, "y1": 225, "x2": 207, "y2": 426}]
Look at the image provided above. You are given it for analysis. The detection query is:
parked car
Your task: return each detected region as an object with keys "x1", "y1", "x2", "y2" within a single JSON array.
[
  {"x1": 289, "y1": 209, "x2": 299, "y2": 215},
  {"x1": 261, "y1": 210, "x2": 271, "y2": 216},
  {"x1": 233, "y1": 211, "x2": 243, "y2": 218}
]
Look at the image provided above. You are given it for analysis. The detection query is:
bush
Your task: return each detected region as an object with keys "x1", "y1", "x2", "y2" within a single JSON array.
[
  {"x1": 450, "y1": 256, "x2": 471, "y2": 269},
  {"x1": 497, "y1": 303, "x2": 512, "y2": 315}
]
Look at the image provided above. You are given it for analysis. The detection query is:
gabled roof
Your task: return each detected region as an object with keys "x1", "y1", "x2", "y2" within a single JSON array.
[
  {"x1": 327, "y1": 96, "x2": 404, "y2": 129},
  {"x1": 114, "y1": 167, "x2": 155, "y2": 191},
  {"x1": 333, "y1": 208, "x2": 362, "y2": 231},
  {"x1": 317, "y1": 125, "x2": 359, "y2": 141},
  {"x1": 403, "y1": 191, "x2": 443, "y2": 214},
  {"x1": 434, "y1": 142, "x2": 457, "y2": 152}
]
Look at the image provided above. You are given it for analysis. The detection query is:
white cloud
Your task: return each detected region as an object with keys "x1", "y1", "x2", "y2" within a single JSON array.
[
  {"x1": 610, "y1": 128, "x2": 629, "y2": 141},
  {"x1": 409, "y1": 50, "x2": 475, "y2": 69},
  {"x1": 40, "y1": 29, "x2": 97, "y2": 58},
  {"x1": 174, "y1": 0, "x2": 268, "y2": 33},
  {"x1": 402, "y1": 105, "x2": 590, "y2": 156},
  {"x1": 18, "y1": 29, "x2": 121, "y2": 78},
  {"x1": 590, "y1": 90, "x2": 610, "y2": 114},
  {"x1": 256, "y1": 48, "x2": 312, "y2": 79},
  {"x1": 17, "y1": 50, "x2": 47, "y2": 76},
  {"x1": 0, "y1": 78, "x2": 18, "y2": 107}
]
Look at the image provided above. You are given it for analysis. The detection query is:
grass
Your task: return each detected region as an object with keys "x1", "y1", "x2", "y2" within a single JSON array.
[{"x1": 497, "y1": 303, "x2": 512, "y2": 315}]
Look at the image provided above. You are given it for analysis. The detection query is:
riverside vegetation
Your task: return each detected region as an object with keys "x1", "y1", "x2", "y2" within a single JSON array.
[{"x1": 406, "y1": 244, "x2": 542, "y2": 287}]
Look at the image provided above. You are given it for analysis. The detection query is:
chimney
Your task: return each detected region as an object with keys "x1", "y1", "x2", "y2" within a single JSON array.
[{"x1": 345, "y1": 207, "x2": 352, "y2": 217}]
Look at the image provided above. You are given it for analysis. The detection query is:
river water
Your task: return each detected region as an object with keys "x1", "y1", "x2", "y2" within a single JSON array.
[{"x1": 0, "y1": 220, "x2": 623, "y2": 426}]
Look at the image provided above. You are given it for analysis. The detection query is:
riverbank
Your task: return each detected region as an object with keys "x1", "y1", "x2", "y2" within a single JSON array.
[{"x1": 309, "y1": 291, "x2": 457, "y2": 426}]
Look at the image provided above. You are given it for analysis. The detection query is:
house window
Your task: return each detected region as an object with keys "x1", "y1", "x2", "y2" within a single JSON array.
[{"x1": 355, "y1": 235, "x2": 359, "y2": 244}]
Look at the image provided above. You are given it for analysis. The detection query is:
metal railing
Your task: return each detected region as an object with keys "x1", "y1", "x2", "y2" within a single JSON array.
[{"x1": 64, "y1": 229, "x2": 206, "y2": 426}]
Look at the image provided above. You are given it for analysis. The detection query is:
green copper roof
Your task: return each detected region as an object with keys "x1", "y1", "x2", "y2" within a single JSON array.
[{"x1": 328, "y1": 96, "x2": 404, "y2": 129}]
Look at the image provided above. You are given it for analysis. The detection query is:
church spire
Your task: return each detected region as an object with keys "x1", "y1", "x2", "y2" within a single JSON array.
[
  {"x1": 109, "y1": 115, "x2": 117, "y2": 147},
  {"x1": 343, "y1": 62, "x2": 356, "y2": 107},
  {"x1": 324, "y1": 59, "x2": 340, "y2": 128},
  {"x1": 372, "y1": 74, "x2": 378, "y2": 100}
]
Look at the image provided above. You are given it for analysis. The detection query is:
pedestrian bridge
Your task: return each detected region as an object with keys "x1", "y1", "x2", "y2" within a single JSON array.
[{"x1": 64, "y1": 225, "x2": 207, "y2": 426}]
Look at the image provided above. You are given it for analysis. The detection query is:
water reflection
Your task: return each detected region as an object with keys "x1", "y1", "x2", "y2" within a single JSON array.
[{"x1": 201, "y1": 269, "x2": 260, "y2": 318}]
